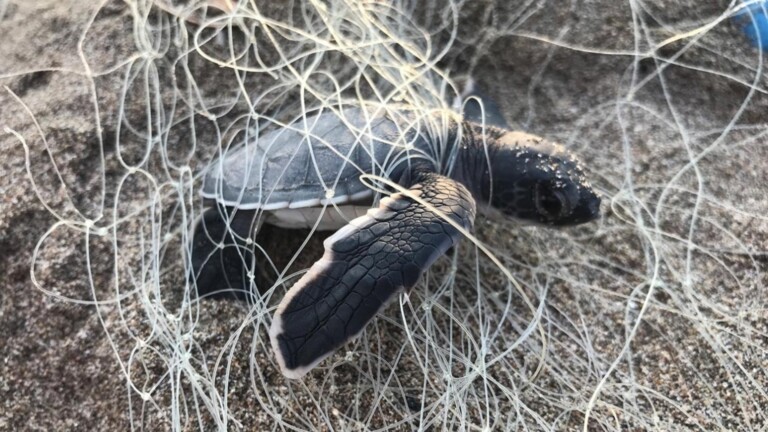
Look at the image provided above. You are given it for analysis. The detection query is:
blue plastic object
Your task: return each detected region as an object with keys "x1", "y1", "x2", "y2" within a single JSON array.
[{"x1": 736, "y1": 1, "x2": 768, "y2": 52}]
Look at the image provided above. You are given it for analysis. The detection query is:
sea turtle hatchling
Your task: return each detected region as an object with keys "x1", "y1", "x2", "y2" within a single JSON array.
[{"x1": 192, "y1": 96, "x2": 601, "y2": 379}]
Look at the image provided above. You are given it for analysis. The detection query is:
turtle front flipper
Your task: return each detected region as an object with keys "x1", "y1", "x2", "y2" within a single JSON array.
[{"x1": 269, "y1": 172, "x2": 476, "y2": 379}]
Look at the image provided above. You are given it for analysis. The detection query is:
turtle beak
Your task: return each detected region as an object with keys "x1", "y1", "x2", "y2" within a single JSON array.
[{"x1": 569, "y1": 186, "x2": 601, "y2": 224}]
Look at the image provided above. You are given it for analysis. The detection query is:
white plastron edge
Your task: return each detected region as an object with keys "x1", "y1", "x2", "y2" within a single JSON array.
[{"x1": 200, "y1": 190, "x2": 374, "y2": 211}]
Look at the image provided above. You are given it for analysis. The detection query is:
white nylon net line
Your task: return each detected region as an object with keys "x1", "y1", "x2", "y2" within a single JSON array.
[{"x1": 6, "y1": 0, "x2": 768, "y2": 430}]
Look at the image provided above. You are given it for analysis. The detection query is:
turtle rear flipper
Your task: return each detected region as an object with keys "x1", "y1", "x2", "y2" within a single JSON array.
[
  {"x1": 190, "y1": 207, "x2": 260, "y2": 301},
  {"x1": 269, "y1": 172, "x2": 476, "y2": 379}
]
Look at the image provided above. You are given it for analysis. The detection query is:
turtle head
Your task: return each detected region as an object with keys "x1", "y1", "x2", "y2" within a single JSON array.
[{"x1": 483, "y1": 131, "x2": 600, "y2": 226}]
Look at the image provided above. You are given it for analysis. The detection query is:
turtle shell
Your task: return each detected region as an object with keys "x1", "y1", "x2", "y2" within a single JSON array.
[{"x1": 201, "y1": 106, "x2": 434, "y2": 210}]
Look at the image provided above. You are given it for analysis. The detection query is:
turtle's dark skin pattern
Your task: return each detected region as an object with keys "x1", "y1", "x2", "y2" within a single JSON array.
[
  {"x1": 192, "y1": 94, "x2": 601, "y2": 378},
  {"x1": 270, "y1": 170, "x2": 475, "y2": 376}
]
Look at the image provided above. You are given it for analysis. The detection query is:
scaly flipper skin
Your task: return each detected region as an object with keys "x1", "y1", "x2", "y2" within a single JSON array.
[{"x1": 269, "y1": 171, "x2": 477, "y2": 379}]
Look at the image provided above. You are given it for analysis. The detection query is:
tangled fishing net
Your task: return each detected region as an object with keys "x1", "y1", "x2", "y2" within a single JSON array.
[{"x1": 2, "y1": 0, "x2": 767, "y2": 430}]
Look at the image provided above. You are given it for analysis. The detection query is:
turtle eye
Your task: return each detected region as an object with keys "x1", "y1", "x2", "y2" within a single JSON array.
[{"x1": 534, "y1": 183, "x2": 571, "y2": 220}]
